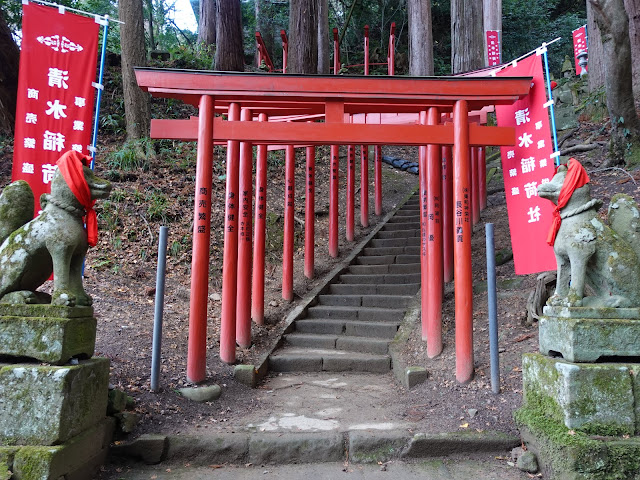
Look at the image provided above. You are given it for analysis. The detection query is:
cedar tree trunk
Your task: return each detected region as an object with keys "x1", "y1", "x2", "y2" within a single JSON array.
[
  {"x1": 214, "y1": 0, "x2": 244, "y2": 71},
  {"x1": 288, "y1": 0, "x2": 318, "y2": 74},
  {"x1": 198, "y1": 0, "x2": 216, "y2": 47},
  {"x1": 587, "y1": 1, "x2": 606, "y2": 91},
  {"x1": 589, "y1": 0, "x2": 640, "y2": 164},
  {"x1": 483, "y1": 0, "x2": 501, "y2": 66},
  {"x1": 624, "y1": 0, "x2": 640, "y2": 94},
  {"x1": 119, "y1": 0, "x2": 151, "y2": 140},
  {"x1": 451, "y1": 0, "x2": 484, "y2": 74},
  {"x1": 317, "y1": 0, "x2": 330, "y2": 74},
  {"x1": 408, "y1": 0, "x2": 434, "y2": 76},
  {"x1": 0, "y1": 11, "x2": 19, "y2": 134}
]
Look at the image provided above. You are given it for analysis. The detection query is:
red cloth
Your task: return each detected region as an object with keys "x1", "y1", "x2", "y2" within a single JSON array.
[
  {"x1": 546, "y1": 158, "x2": 590, "y2": 246},
  {"x1": 56, "y1": 150, "x2": 98, "y2": 247}
]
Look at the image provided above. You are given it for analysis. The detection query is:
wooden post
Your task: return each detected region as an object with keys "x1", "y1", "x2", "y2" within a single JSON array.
[
  {"x1": 251, "y1": 114, "x2": 268, "y2": 324},
  {"x1": 453, "y1": 100, "x2": 474, "y2": 384},
  {"x1": 283, "y1": 144, "x2": 295, "y2": 301},
  {"x1": 187, "y1": 94, "x2": 214, "y2": 382},
  {"x1": 236, "y1": 108, "x2": 253, "y2": 348},
  {"x1": 220, "y1": 102, "x2": 241, "y2": 365},
  {"x1": 305, "y1": 142, "x2": 315, "y2": 278}
]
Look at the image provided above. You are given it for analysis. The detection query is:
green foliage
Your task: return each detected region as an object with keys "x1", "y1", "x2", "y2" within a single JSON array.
[
  {"x1": 145, "y1": 189, "x2": 169, "y2": 222},
  {"x1": 502, "y1": 0, "x2": 586, "y2": 75},
  {"x1": 107, "y1": 139, "x2": 155, "y2": 171}
]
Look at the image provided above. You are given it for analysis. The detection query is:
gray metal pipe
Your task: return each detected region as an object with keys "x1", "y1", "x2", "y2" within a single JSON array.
[
  {"x1": 151, "y1": 226, "x2": 169, "y2": 392},
  {"x1": 485, "y1": 223, "x2": 500, "y2": 394}
]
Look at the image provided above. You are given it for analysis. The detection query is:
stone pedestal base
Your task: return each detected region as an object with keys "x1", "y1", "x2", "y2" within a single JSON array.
[
  {"x1": 540, "y1": 307, "x2": 640, "y2": 362},
  {"x1": 519, "y1": 353, "x2": 640, "y2": 479},
  {"x1": 0, "y1": 358, "x2": 109, "y2": 445},
  {"x1": 522, "y1": 353, "x2": 639, "y2": 435},
  {"x1": 0, "y1": 305, "x2": 96, "y2": 364},
  {"x1": 1, "y1": 418, "x2": 114, "y2": 480}
]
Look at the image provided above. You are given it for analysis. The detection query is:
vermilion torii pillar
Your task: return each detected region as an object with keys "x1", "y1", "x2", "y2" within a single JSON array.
[{"x1": 135, "y1": 68, "x2": 531, "y2": 384}]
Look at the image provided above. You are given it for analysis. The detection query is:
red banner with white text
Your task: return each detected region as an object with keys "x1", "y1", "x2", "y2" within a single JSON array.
[
  {"x1": 486, "y1": 30, "x2": 501, "y2": 66},
  {"x1": 495, "y1": 53, "x2": 556, "y2": 275},
  {"x1": 13, "y1": 2, "x2": 99, "y2": 213},
  {"x1": 572, "y1": 25, "x2": 588, "y2": 76}
]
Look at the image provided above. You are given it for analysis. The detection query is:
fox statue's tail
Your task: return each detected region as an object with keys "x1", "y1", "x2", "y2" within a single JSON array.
[
  {"x1": 0, "y1": 181, "x2": 34, "y2": 247},
  {"x1": 608, "y1": 193, "x2": 640, "y2": 263}
]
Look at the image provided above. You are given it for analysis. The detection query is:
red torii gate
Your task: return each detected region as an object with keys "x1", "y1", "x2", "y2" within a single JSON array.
[{"x1": 135, "y1": 69, "x2": 532, "y2": 384}]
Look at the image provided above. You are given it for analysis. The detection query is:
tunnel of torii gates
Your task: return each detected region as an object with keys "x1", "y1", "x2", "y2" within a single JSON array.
[{"x1": 135, "y1": 68, "x2": 533, "y2": 384}]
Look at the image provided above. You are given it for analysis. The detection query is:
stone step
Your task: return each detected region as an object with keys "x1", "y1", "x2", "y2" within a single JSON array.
[
  {"x1": 317, "y1": 294, "x2": 414, "y2": 309},
  {"x1": 376, "y1": 229, "x2": 420, "y2": 239},
  {"x1": 363, "y1": 246, "x2": 420, "y2": 256},
  {"x1": 387, "y1": 215, "x2": 420, "y2": 223},
  {"x1": 329, "y1": 283, "x2": 420, "y2": 296},
  {"x1": 381, "y1": 222, "x2": 421, "y2": 231},
  {"x1": 283, "y1": 333, "x2": 390, "y2": 355},
  {"x1": 306, "y1": 305, "x2": 406, "y2": 321},
  {"x1": 294, "y1": 319, "x2": 401, "y2": 338},
  {"x1": 348, "y1": 263, "x2": 420, "y2": 275},
  {"x1": 268, "y1": 348, "x2": 391, "y2": 373},
  {"x1": 370, "y1": 237, "x2": 420, "y2": 248},
  {"x1": 339, "y1": 272, "x2": 421, "y2": 284}
]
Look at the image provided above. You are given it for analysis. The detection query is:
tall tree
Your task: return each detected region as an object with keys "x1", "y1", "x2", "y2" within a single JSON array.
[
  {"x1": 288, "y1": 0, "x2": 318, "y2": 73},
  {"x1": 589, "y1": 0, "x2": 640, "y2": 164},
  {"x1": 408, "y1": 0, "x2": 434, "y2": 75},
  {"x1": 317, "y1": 0, "x2": 330, "y2": 74},
  {"x1": 587, "y1": 1, "x2": 606, "y2": 90},
  {"x1": 214, "y1": 0, "x2": 244, "y2": 71},
  {"x1": 119, "y1": 0, "x2": 151, "y2": 140},
  {"x1": 483, "y1": 0, "x2": 501, "y2": 66},
  {"x1": 624, "y1": 0, "x2": 640, "y2": 93},
  {"x1": 0, "y1": 10, "x2": 19, "y2": 134},
  {"x1": 450, "y1": 0, "x2": 484, "y2": 73},
  {"x1": 198, "y1": 0, "x2": 216, "y2": 47}
]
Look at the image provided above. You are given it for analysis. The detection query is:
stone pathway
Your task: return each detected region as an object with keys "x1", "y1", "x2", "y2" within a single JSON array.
[{"x1": 268, "y1": 194, "x2": 421, "y2": 374}]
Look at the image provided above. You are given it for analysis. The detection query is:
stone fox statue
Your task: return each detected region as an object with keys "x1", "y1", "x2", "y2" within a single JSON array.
[
  {"x1": 0, "y1": 150, "x2": 111, "y2": 306},
  {"x1": 537, "y1": 158, "x2": 640, "y2": 308}
]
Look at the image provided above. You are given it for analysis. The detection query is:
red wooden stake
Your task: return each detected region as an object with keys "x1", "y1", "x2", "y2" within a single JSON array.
[
  {"x1": 236, "y1": 108, "x2": 253, "y2": 348},
  {"x1": 471, "y1": 146, "x2": 480, "y2": 226},
  {"x1": 346, "y1": 143, "x2": 355, "y2": 241},
  {"x1": 375, "y1": 145, "x2": 382, "y2": 216},
  {"x1": 453, "y1": 100, "x2": 474, "y2": 384},
  {"x1": 187, "y1": 95, "x2": 214, "y2": 382},
  {"x1": 426, "y1": 107, "x2": 443, "y2": 357},
  {"x1": 360, "y1": 145, "x2": 369, "y2": 227},
  {"x1": 282, "y1": 144, "x2": 295, "y2": 301},
  {"x1": 442, "y1": 146, "x2": 453, "y2": 283},
  {"x1": 305, "y1": 142, "x2": 315, "y2": 279},
  {"x1": 479, "y1": 147, "x2": 487, "y2": 210},
  {"x1": 220, "y1": 102, "x2": 241, "y2": 365},
  {"x1": 329, "y1": 144, "x2": 339, "y2": 257},
  {"x1": 251, "y1": 114, "x2": 268, "y2": 325}
]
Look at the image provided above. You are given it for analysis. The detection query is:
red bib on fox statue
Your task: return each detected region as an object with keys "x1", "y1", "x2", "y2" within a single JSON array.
[
  {"x1": 56, "y1": 150, "x2": 98, "y2": 247},
  {"x1": 547, "y1": 158, "x2": 590, "y2": 246}
]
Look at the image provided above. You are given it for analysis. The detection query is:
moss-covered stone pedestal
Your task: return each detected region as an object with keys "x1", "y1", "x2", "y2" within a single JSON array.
[
  {"x1": 0, "y1": 306, "x2": 112, "y2": 480},
  {"x1": 540, "y1": 306, "x2": 640, "y2": 362},
  {"x1": 517, "y1": 351, "x2": 640, "y2": 478},
  {"x1": 0, "y1": 305, "x2": 96, "y2": 365}
]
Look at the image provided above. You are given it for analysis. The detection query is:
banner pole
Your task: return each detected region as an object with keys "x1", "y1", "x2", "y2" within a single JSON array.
[
  {"x1": 90, "y1": 16, "x2": 109, "y2": 169},
  {"x1": 540, "y1": 44, "x2": 560, "y2": 166}
]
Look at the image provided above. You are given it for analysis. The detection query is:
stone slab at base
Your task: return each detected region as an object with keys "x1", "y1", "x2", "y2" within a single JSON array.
[
  {"x1": 539, "y1": 314, "x2": 640, "y2": 362},
  {"x1": 0, "y1": 358, "x2": 110, "y2": 446},
  {"x1": 0, "y1": 315, "x2": 96, "y2": 365},
  {"x1": 543, "y1": 305, "x2": 640, "y2": 320},
  {"x1": 522, "y1": 353, "x2": 640, "y2": 436},
  {"x1": 0, "y1": 418, "x2": 114, "y2": 480},
  {"x1": 517, "y1": 414, "x2": 640, "y2": 480}
]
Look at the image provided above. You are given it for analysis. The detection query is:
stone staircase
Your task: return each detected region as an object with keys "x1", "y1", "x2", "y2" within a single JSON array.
[{"x1": 268, "y1": 194, "x2": 421, "y2": 373}]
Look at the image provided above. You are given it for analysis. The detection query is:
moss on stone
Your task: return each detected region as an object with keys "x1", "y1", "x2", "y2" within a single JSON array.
[{"x1": 13, "y1": 446, "x2": 57, "y2": 480}]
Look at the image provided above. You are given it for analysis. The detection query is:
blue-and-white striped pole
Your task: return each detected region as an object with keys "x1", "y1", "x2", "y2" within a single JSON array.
[
  {"x1": 90, "y1": 15, "x2": 109, "y2": 169},
  {"x1": 540, "y1": 43, "x2": 561, "y2": 166}
]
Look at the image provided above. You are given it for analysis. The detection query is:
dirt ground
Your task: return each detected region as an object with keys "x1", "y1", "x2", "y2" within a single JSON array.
[{"x1": 1, "y1": 116, "x2": 638, "y2": 444}]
